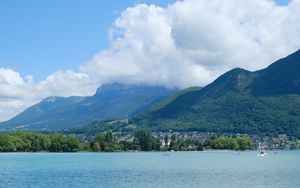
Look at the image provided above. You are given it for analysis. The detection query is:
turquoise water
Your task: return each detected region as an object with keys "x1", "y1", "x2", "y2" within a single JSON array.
[{"x1": 0, "y1": 151, "x2": 299, "y2": 188}]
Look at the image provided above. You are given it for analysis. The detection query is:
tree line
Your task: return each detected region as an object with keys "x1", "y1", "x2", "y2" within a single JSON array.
[
  {"x1": 89, "y1": 130, "x2": 252, "y2": 152},
  {"x1": 0, "y1": 132, "x2": 80, "y2": 152},
  {"x1": 90, "y1": 130, "x2": 161, "y2": 152},
  {"x1": 204, "y1": 135, "x2": 252, "y2": 151},
  {"x1": 0, "y1": 131, "x2": 252, "y2": 152}
]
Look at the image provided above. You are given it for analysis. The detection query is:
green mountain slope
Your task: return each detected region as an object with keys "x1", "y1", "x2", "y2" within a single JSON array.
[
  {"x1": 134, "y1": 50, "x2": 300, "y2": 138},
  {"x1": 0, "y1": 83, "x2": 176, "y2": 131},
  {"x1": 145, "y1": 86, "x2": 202, "y2": 113}
]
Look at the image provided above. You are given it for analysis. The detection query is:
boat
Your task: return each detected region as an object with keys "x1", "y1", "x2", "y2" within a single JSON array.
[
  {"x1": 257, "y1": 143, "x2": 267, "y2": 157},
  {"x1": 233, "y1": 152, "x2": 240, "y2": 155}
]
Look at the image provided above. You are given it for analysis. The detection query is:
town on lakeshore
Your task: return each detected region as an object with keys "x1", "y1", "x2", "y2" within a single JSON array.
[{"x1": 0, "y1": 128, "x2": 299, "y2": 152}]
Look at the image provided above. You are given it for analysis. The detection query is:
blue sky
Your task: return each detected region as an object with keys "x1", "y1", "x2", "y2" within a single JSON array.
[
  {"x1": 0, "y1": 0, "x2": 289, "y2": 81},
  {"x1": 275, "y1": 0, "x2": 291, "y2": 5},
  {"x1": 0, "y1": 0, "x2": 176, "y2": 81}
]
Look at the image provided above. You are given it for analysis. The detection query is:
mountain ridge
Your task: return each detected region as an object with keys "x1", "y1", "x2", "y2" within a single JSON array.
[
  {"x1": 0, "y1": 83, "x2": 177, "y2": 131},
  {"x1": 134, "y1": 50, "x2": 300, "y2": 138}
]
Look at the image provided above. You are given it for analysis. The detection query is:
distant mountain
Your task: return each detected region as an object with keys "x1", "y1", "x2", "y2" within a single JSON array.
[
  {"x1": 0, "y1": 83, "x2": 176, "y2": 131},
  {"x1": 134, "y1": 50, "x2": 300, "y2": 138}
]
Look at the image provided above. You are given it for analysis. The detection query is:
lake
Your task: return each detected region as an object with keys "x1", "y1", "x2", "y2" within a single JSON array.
[{"x1": 0, "y1": 151, "x2": 299, "y2": 188}]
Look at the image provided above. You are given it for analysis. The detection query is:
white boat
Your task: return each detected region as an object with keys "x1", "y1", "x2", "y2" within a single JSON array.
[
  {"x1": 257, "y1": 143, "x2": 267, "y2": 157},
  {"x1": 234, "y1": 152, "x2": 240, "y2": 155}
]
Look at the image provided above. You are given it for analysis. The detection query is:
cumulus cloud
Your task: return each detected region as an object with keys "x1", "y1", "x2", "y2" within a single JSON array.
[
  {"x1": 0, "y1": 68, "x2": 25, "y2": 85},
  {"x1": 81, "y1": 0, "x2": 300, "y2": 88},
  {"x1": 1, "y1": 0, "x2": 300, "y2": 121}
]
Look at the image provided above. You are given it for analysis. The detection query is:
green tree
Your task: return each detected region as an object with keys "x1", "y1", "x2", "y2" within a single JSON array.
[
  {"x1": 134, "y1": 130, "x2": 154, "y2": 151},
  {"x1": 64, "y1": 135, "x2": 80, "y2": 152},
  {"x1": 94, "y1": 133, "x2": 106, "y2": 143},
  {"x1": 152, "y1": 138, "x2": 161, "y2": 151},
  {"x1": 164, "y1": 135, "x2": 169, "y2": 148},
  {"x1": 204, "y1": 136, "x2": 251, "y2": 150},
  {"x1": 105, "y1": 131, "x2": 113, "y2": 143},
  {"x1": 236, "y1": 136, "x2": 252, "y2": 150},
  {"x1": 0, "y1": 134, "x2": 16, "y2": 152},
  {"x1": 49, "y1": 134, "x2": 64, "y2": 152},
  {"x1": 177, "y1": 138, "x2": 187, "y2": 151},
  {"x1": 194, "y1": 140, "x2": 204, "y2": 151},
  {"x1": 119, "y1": 140, "x2": 135, "y2": 151},
  {"x1": 227, "y1": 138, "x2": 239, "y2": 150},
  {"x1": 90, "y1": 141, "x2": 100, "y2": 152},
  {"x1": 169, "y1": 134, "x2": 178, "y2": 151}
]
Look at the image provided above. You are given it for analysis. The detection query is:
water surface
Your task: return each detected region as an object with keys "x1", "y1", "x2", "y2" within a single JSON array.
[{"x1": 0, "y1": 151, "x2": 299, "y2": 188}]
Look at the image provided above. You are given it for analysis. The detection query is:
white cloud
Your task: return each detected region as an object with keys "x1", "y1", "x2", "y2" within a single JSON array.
[
  {"x1": 36, "y1": 70, "x2": 95, "y2": 97},
  {"x1": 0, "y1": 68, "x2": 25, "y2": 85},
  {"x1": 81, "y1": 0, "x2": 300, "y2": 88},
  {"x1": 1, "y1": 0, "x2": 300, "y2": 121},
  {"x1": 0, "y1": 69, "x2": 96, "y2": 121}
]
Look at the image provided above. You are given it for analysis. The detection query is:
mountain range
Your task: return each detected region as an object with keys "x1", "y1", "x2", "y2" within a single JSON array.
[
  {"x1": 0, "y1": 83, "x2": 176, "y2": 130},
  {"x1": 0, "y1": 50, "x2": 299, "y2": 138},
  {"x1": 134, "y1": 50, "x2": 300, "y2": 138}
]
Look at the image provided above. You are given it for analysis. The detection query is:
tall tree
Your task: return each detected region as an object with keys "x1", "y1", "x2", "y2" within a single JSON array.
[
  {"x1": 169, "y1": 134, "x2": 177, "y2": 151},
  {"x1": 164, "y1": 135, "x2": 169, "y2": 148},
  {"x1": 105, "y1": 131, "x2": 113, "y2": 143}
]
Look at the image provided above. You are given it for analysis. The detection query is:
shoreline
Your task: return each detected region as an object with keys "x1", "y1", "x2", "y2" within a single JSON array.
[{"x1": 0, "y1": 149, "x2": 296, "y2": 154}]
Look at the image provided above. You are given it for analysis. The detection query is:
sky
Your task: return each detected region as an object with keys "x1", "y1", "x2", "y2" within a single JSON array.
[
  {"x1": 0, "y1": 0, "x2": 299, "y2": 121},
  {"x1": 0, "y1": 0, "x2": 176, "y2": 81}
]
